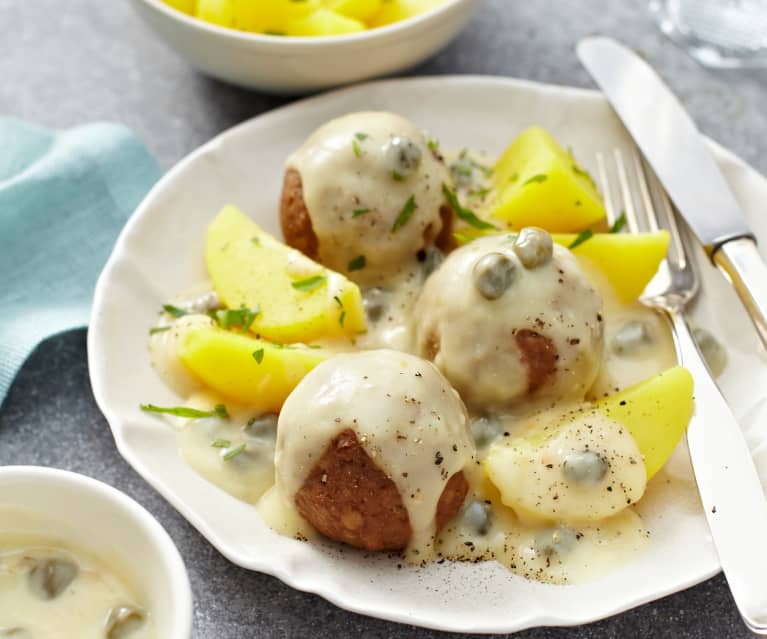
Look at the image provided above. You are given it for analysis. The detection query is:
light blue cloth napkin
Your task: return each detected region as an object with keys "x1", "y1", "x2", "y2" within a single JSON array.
[{"x1": 0, "y1": 118, "x2": 161, "y2": 406}]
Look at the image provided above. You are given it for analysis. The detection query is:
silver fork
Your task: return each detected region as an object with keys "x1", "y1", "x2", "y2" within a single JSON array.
[{"x1": 598, "y1": 148, "x2": 767, "y2": 635}]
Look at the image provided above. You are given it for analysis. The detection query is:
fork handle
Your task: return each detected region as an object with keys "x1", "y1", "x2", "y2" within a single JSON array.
[
  {"x1": 714, "y1": 237, "x2": 767, "y2": 351},
  {"x1": 670, "y1": 309, "x2": 767, "y2": 634}
]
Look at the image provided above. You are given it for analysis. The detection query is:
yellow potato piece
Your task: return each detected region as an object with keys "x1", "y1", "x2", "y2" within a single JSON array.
[
  {"x1": 595, "y1": 365, "x2": 693, "y2": 479},
  {"x1": 180, "y1": 326, "x2": 327, "y2": 412},
  {"x1": 491, "y1": 126, "x2": 607, "y2": 232},
  {"x1": 164, "y1": 0, "x2": 196, "y2": 15},
  {"x1": 553, "y1": 231, "x2": 670, "y2": 304},
  {"x1": 206, "y1": 205, "x2": 366, "y2": 343},
  {"x1": 286, "y1": 8, "x2": 366, "y2": 35},
  {"x1": 368, "y1": 0, "x2": 445, "y2": 27},
  {"x1": 196, "y1": 0, "x2": 235, "y2": 26},
  {"x1": 324, "y1": 0, "x2": 383, "y2": 21}
]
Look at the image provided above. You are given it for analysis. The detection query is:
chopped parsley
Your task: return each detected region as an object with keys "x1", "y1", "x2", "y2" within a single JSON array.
[
  {"x1": 391, "y1": 170, "x2": 404, "y2": 181},
  {"x1": 333, "y1": 295, "x2": 344, "y2": 308},
  {"x1": 251, "y1": 236, "x2": 261, "y2": 246},
  {"x1": 442, "y1": 184, "x2": 498, "y2": 230},
  {"x1": 162, "y1": 304, "x2": 188, "y2": 318},
  {"x1": 610, "y1": 212, "x2": 627, "y2": 233},
  {"x1": 354, "y1": 132, "x2": 368, "y2": 141},
  {"x1": 223, "y1": 443, "x2": 246, "y2": 461},
  {"x1": 339, "y1": 311, "x2": 346, "y2": 328},
  {"x1": 291, "y1": 275, "x2": 327, "y2": 292},
  {"x1": 211, "y1": 439, "x2": 231, "y2": 448},
  {"x1": 522, "y1": 173, "x2": 548, "y2": 186},
  {"x1": 214, "y1": 305, "x2": 260, "y2": 331},
  {"x1": 352, "y1": 208, "x2": 371, "y2": 218},
  {"x1": 572, "y1": 164, "x2": 597, "y2": 189},
  {"x1": 391, "y1": 195, "x2": 417, "y2": 233},
  {"x1": 348, "y1": 255, "x2": 366, "y2": 271},
  {"x1": 453, "y1": 232, "x2": 474, "y2": 245},
  {"x1": 352, "y1": 139, "x2": 363, "y2": 158},
  {"x1": 427, "y1": 138, "x2": 440, "y2": 153},
  {"x1": 568, "y1": 228, "x2": 594, "y2": 249},
  {"x1": 253, "y1": 348, "x2": 264, "y2": 364},
  {"x1": 149, "y1": 326, "x2": 171, "y2": 335},
  {"x1": 141, "y1": 403, "x2": 229, "y2": 419}
]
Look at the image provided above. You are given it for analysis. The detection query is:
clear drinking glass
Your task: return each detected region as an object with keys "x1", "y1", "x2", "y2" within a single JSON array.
[{"x1": 648, "y1": 0, "x2": 767, "y2": 68}]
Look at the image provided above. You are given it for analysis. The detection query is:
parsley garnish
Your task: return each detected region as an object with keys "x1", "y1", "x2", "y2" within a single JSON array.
[
  {"x1": 352, "y1": 208, "x2": 371, "y2": 218},
  {"x1": 141, "y1": 403, "x2": 229, "y2": 419},
  {"x1": 391, "y1": 195, "x2": 417, "y2": 233},
  {"x1": 442, "y1": 184, "x2": 498, "y2": 230},
  {"x1": 214, "y1": 305, "x2": 260, "y2": 331},
  {"x1": 509, "y1": 172, "x2": 519, "y2": 183},
  {"x1": 149, "y1": 326, "x2": 171, "y2": 335},
  {"x1": 251, "y1": 236, "x2": 261, "y2": 246},
  {"x1": 253, "y1": 348, "x2": 264, "y2": 364},
  {"x1": 427, "y1": 138, "x2": 440, "y2": 153},
  {"x1": 162, "y1": 304, "x2": 188, "y2": 318},
  {"x1": 522, "y1": 174, "x2": 548, "y2": 186},
  {"x1": 211, "y1": 439, "x2": 231, "y2": 448},
  {"x1": 223, "y1": 443, "x2": 246, "y2": 461},
  {"x1": 391, "y1": 170, "x2": 404, "y2": 181},
  {"x1": 568, "y1": 229, "x2": 594, "y2": 249},
  {"x1": 339, "y1": 311, "x2": 346, "y2": 328},
  {"x1": 354, "y1": 132, "x2": 368, "y2": 141},
  {"x1": 333, "y1": 295, "x2": 344, "y2": 308},
  {"x1": 291, "y1": 275, "x2": 327, "y2": 292},
  {"x1": 572, "y1": 164, "x2": 597, "y2": 189},
  {"x1": 610, "y1": 212, "x2": 627, "y2": 233},
  {"x1": 348, "y1": 255, "x2": 366, "y2": 271},
  {"x1": 470, "y1": 159, "x2": 493, "y2": 178},
  {"x1": 453, "y1": 232, "x2": 474, "y2": 245}
]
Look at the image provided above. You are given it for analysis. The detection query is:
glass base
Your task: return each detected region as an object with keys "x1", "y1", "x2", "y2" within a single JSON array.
[{"x1": 648, "y1": 0, "x2": 767, "y2": 69}]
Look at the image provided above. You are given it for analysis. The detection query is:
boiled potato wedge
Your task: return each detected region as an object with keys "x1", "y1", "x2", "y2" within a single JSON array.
[
  {"x1": 491, "y1": 127, "x2": 606, "y2": 232},
  {"x1": 287, "y1": 8, "x2": 366, "y2": 36},
  {"x1": 595, "y1": 365, "x2": 693, "y2": 479},
  {"x1": 180, "y1": 325, "x2": 327, "y2": 412},
  {"x1": 206, "y1": 205, "x2": 366, "y2": 343},
  {"x1": 324, "y1": 0, "x2": 383, "y2": 22},
  {"x1": 553, "y1": 231, "x2": 670, "y2": 303}
]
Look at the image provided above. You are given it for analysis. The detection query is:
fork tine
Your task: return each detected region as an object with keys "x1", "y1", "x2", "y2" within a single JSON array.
[
  {"x1": 631, "y1": 150, "x2": 659, "y2": 233},
  {"x1": 596, "y1": 151, "x2": 619, "y2": 227},
  {"x1": 613, "y1": 149, "x2": 641, "y2": 234}
]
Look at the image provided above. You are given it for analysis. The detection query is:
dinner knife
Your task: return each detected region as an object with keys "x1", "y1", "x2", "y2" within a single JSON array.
[
  {"x1": 578, "y1": 36, "x2": 767, "y2": 634},
  {"x1": 577, "y1": 36, "x2": 767, "y2": 352}
]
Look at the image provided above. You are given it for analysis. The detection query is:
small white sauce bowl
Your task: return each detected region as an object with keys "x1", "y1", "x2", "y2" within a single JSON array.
[
  {"x1": 0, "y1": 466, "x2": 192, "y2": 639},
  {"x1": 127, "y1": 0, "x2": 479, "y2": 93}
]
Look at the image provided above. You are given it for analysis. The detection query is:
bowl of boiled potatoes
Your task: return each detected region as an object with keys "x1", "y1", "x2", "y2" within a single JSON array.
[{"x1": 129, "y1": 0, "x2": 479, "y2": 93}]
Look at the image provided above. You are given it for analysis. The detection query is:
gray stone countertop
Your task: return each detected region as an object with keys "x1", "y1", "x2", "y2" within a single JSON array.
[{"x1": 1, "y1": 0, "x2": 765, "y2": 636}]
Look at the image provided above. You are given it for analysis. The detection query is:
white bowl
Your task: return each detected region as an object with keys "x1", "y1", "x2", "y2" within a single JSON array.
[
  {"x1": 0, "y1": 466, "x2": 193, "y2": 639},
  {"x1": 127, "y1": 0, "x2": 479, "y2": 93}
]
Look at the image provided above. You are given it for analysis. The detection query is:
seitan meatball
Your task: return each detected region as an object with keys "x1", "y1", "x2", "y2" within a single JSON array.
[
  {"x1": 280, "y1": 112, "x2": 453, "y2": 284},
  {"x1": 275, "y1": 350, "x2": 475, "y2": 554},
  {"x1": 414, "y1": 229, "x2": 604, "y2": 412}
]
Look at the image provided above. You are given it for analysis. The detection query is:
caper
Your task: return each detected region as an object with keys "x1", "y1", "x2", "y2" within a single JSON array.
[
  {"x1": 473, "y1": 252, "x2": 515, "y2": 300},
  {"x1": 694, "y1": 327, "x2": 728, "y2": 378},
  {"x1": 534, "y1": 526, "x2": 578, "y2": 558},
  {"x1": 362, "y1": 287, "x2": 390, "y2": 323},
  {"x1": 384, "y1": 136, "x2": 422, "y2": 179},
  {"x1": 243, "y1": 413, "x2": 278, "y2": 440},
  {"x1": 104, "y1": 606, "x2": 146, "y2": 639},
  {"x1": 28, "y1": 557, "x2": 79, "y2": 600},
  {"x1": 562, "y1": 449, "x2": 609, "y2": 484},
  {"x1": 463, "y1": 501, "x2": 492, "y2": 535},
  {"x1": 469, "y1": 416, "x2": 503, "y2": 448},
  {"x1": 419, "y1": 246, "x2": 444, "y2": 279},
  {"x1": 611, "y1": 321, "x2": 651, "y2": 355},
  {"x1": 512, "y1": 227, "x2": 553, "y2": 269}
]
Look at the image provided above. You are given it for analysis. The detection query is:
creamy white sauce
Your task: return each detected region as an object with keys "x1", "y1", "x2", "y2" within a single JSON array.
[
  {"x1": 0, "y1": 534, "x2": 154, "y2": 639},
  {"x1": 287, "y1": 112, "x2": 451, "y2": 285},
  {"x1": 274, "y1": 349, "x2": 475, "y2": 559}
]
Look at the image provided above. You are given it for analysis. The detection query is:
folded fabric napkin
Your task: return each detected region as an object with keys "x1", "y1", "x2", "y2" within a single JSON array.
[{"x1": 0, "y1": 118, "x2": 161, "y2": 407}]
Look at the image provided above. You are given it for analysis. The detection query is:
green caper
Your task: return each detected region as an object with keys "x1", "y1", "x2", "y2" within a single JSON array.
[
  {"x1": 28, "y1": 557, "x2": 79, "y2": 600},
  {"x1": 534, "y1": 526, "x2": 578, "y2": 557},
  {"x1": 463, "y1": 501, "x2": 492, "y2": 535},
  {"x1": 512, "y1": 227, "x2": 553, "y2": 269},
  {"x1": 104, "y1": 606, "x2": 146, "y2": 639},
  {"x1": 384, "y1": 136, "x2": 422, "y2": 179},
  {"x1": 562, "y1": 450, "x2": 609, "y2": 484},
  {"x1": 473, "y1": 252, "x2": 515, "y2": 300},
  {"x1": 611, "y1": 321, "x2": 651, "y2": 355}
]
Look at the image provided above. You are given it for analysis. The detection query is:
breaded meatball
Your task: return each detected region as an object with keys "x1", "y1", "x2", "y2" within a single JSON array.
[
  {"x1": 414, "y1": 229, "x2": 604, "y2": 412},
  {"x1": 275, "y1": 350, "x2": 475, "y2": 554},
  {"x1": 281, "y1": 112, "x2": 453, "y2": 284}
]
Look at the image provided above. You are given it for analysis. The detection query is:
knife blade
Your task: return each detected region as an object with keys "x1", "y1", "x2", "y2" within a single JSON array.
[{"x1": 577, "y1": 36, "x2": 767, "y2": 350}]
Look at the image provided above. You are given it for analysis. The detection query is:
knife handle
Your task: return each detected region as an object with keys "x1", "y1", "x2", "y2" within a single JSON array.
[
  {"x1": 671, "y1": 310, "x2": 767, "y2": 634},
  {"x1": 714, "y1": 237, "x2": 767, "y2": 351}
]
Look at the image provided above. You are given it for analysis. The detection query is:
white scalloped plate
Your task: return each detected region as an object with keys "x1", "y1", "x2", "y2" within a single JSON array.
[{"x1": 88, "y1": 76, "x2": 767, "y2": 633}]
